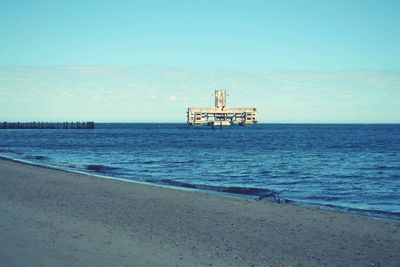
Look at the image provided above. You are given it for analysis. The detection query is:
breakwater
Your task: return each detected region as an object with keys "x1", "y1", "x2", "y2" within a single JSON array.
[{"x1": 0, "y1": 121, "x2": 95, "y2": 129}]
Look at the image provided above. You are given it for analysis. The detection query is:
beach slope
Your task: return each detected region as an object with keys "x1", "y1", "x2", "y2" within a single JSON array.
[{"x1": 0, "y1": 158, "x2": 399, "y2": 266}]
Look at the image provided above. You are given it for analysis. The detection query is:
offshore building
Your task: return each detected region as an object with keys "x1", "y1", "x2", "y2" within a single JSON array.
[{"x1": 187, "y1": 90, "x2": 257, "y2": 126}]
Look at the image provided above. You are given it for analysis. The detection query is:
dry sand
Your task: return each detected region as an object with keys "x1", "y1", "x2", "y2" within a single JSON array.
[{"x1": 0, "y1": 158, "x2": 399, "y2": 266}]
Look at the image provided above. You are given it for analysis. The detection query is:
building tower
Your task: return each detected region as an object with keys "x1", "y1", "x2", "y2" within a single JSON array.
[{"x1": 214, "y1": 89, "x2": 226, "y2": 111}]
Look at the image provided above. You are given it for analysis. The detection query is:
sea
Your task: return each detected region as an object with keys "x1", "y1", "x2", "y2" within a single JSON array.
[{"x1": 0, "y1": 123, "x2": 399, "y2": 220}]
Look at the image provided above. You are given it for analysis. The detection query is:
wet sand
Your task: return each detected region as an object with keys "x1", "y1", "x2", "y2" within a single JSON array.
[{"x1": 0, "y1": 158, "x2": 399, "y2": 266}]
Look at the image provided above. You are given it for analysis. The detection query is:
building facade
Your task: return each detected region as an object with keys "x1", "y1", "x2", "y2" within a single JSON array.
[{"x1": 187, "y1": 90, "x2": 257, "y2": 126}]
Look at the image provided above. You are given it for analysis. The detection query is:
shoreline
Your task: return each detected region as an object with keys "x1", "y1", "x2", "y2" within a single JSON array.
[
  {"x1": 1, "y1": 158, "x2": 400, "y2": 266},
  {"x1": 1, "y1": 154, "x2": 399, "y2": 221},
  {"x1": 0, "y1": 154, "x2": 245, "y2": 200}
]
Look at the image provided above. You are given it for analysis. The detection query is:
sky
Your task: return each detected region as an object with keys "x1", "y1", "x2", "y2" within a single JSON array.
[{"x1": 0, "y1": 0, "x2": 399, "y2": 123}]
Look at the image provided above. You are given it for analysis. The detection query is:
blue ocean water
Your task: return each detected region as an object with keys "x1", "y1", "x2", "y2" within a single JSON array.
[{"x1": 0, "y1": 123, "x2": 399, "y2": 219}]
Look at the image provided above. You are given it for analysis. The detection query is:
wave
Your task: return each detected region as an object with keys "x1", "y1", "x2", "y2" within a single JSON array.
[
  {"x1": 375, "y1": 165, "x2": 400, "y2": 171},
  {"x1": 306, "y1": 195, "x2": 341, "y2": 201},
  {"x1": 333, "y1": 174, "x2": 358, "y2": 179},
  {"x1": 146, "y1": 178, "x2": 280, "y2": 197},
  {"x1": 24, "y1": 155, "x2": 48, "y2": 161},
  {"x1": 0, "y1": 148, "x2": 15, "y2": 153},
  {"x1": 140, "y1": 160, "x2": 155, "y2": 164},
  {"x1": 300, "y1": 202, "x2": 400, "y2": 221},
  {"x1": 164, "y1": 159, "x2": 199, "y2": 164},
  {"x1": 85, "y1": 164, "x2": 120, "y2": 173}
]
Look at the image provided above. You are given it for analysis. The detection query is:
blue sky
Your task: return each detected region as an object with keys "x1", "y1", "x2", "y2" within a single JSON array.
[{"x1": 0, "y1": 0, "x2": 399, "y2": 122}]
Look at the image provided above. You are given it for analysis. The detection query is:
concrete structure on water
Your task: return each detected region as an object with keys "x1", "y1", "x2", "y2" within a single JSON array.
[
  {"x1": 0, "y1": 121, "x2": 95, "y2": 130},
  {"x1": 187, "y1": 90, "x2": 257, "y2": 126}
]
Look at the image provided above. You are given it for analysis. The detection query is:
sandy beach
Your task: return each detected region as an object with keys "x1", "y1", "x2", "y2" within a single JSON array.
[{"x1": 0, "y1": 158, "x2": 399, "y2": 266}]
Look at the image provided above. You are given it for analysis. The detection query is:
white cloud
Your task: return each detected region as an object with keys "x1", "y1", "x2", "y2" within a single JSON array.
[{"x1": 0, "y1": 66, "x2": 399, "y2": 122}]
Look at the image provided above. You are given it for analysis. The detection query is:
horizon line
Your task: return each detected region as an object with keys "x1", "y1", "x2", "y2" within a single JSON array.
[{"x1": 1, "y1": 121, "x2": 400, "y2": 125}]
